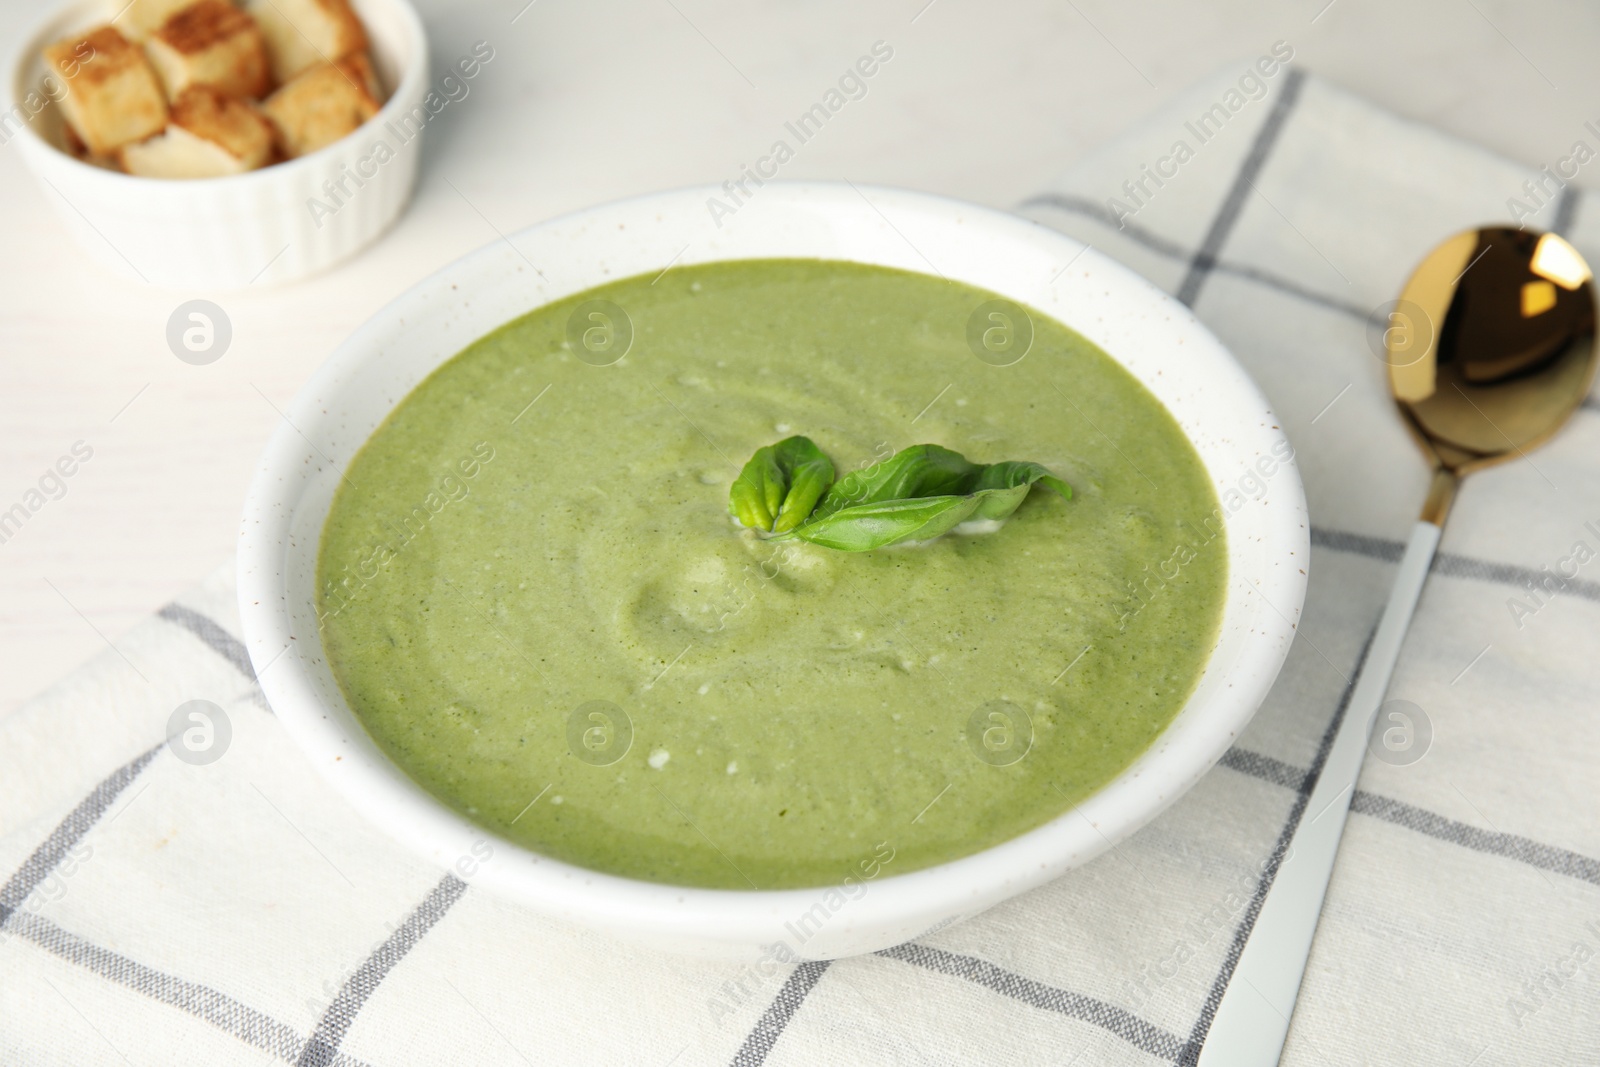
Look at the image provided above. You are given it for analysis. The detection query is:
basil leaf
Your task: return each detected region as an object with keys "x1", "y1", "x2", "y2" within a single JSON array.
[
  {"x1": 778, "y1": 494, "x2": 987, "y2": 551},
  {"x1": 728, "y1": 447, "x2": 783, "y2": 531},
  {"x1": 810, "y1": 444, "x2": 980, "y2": 522},
  {"x1": 728, "y1": 435, "x2": 836, "y2": 533},
  {"x1": 774, "y1": 445, "x2": 1071, "y2": 551},
  {"x1": 968, "y1": 461, "x2": 1073, "y2": 519}
]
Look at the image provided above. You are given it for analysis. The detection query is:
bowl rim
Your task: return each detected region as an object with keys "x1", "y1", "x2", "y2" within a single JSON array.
[
  {"x1": 237, "y1": 181, "x2": 1309, "y2": 955},
  {"x1": 1, "y1": 0, "x2": 429, "y2": 189}
]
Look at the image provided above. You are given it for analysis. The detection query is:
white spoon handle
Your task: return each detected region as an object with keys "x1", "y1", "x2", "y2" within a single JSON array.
[{"x1": 1196, "y1": 520, "x2": 1441, "y2": 1066}]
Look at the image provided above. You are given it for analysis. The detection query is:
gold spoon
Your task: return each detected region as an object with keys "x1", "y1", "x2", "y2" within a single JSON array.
[{"x1": 1199, "y1": 227, "x2": 1597, "y2": 1065}]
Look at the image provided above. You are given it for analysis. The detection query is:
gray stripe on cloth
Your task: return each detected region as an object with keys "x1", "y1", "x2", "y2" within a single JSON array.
[
  {"x1": 1311, "y1": 526, "x2": 1600, "y2": 604},
  {"x1": 1218, "y1": 750, "x2": 1600, "y2": 885},
  {"x1": 5, "y1": 912, "x2": 373, "y2": 1067},
  {"x1": 1434, "y1": 550, "x2": 1600, "y2": 604},
  {"x1": 1553, "y1": 185, "x2": 1580, "y2": 237},
  {"x1": 877, "y1": 942, "x2": 1187, "y2": 1062},
  {"x1": 1024, "y1": 194, "x2": 1191, "y2": 257},
  {"x1": 296, "y1": 874, "x2": 470, "y2": 1067},
  {"x1": 1178, "y1": 624, "x2": 1377, "y2": 1064},
  {"x1": 158, "y1": 602, "x2": 257, "y2": 681},
  {"x1": 1217, "y1": 747, "x2": 1310, "y2": 794},
  {"x1": 0, "y1": 741, "x2": 369, "y2": 1066},
  {"x1": 1349, "y1": 792, "x2": 1600, "y2": 886},
  {"x1": 1019, "y1": 192, "x2": 1372, "y2": 322},
  {"x1": 1023, "y1": 192, "x2": 1600, "y2": 414},
  {"x1": 1190, "y1": 240, "x2": 1371, "y2": 320},
  {"x1": 729, "y1": 959, "x2": 832, "y2": 1067},
  {"x1": 1308, "y1": 526, "x2": 1405, "y2": 563},
  {"x1": 0, "y1": 743, "x2": 163, "y2": 918},
  {"x1": 1175, "y1": 67, "x2": 1308, "y2": 307}
]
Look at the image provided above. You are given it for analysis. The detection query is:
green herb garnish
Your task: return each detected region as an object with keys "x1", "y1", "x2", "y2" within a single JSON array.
[
  {"x1": 729, "y1": 438, "x2": 1070, "y2": 551},
  {"x1": 728, "y1": 435, "x2": 837, "y2": 534}
]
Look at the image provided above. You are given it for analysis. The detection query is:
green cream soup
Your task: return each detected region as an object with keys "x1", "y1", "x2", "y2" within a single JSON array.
[{"x1": 317, "y1": 259, "x2": 1226, "y2": 889}]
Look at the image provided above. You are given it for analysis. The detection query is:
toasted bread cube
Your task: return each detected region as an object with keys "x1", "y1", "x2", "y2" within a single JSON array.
[
  {"x1": 119, "y1": 123, "x2": 250, "y2": 177},
  {"x1": 144, "y1": 0, "x2": 270, "y2": 100},
  {"x1": 119, "y1": 85, "x2": 274, "y2": 177},
  {"x1": 246, "y1": 0, "x2": 366, "y2": 83},
  {"x1": 61, "y1": 121, "x2": 89, "y2": 158},
  {"x1": 339, "y1": 50, "x2": 384, "y2": 102},
  {"x1": 115, "y1": 0, "x2": 198, "y2": 41},
  {"x1": 44, "y1": 26, "x2": 168, "y2": 155},
  {"x1": 172, "y1": 84, "x2": 275, "y2": 161},
  {"x1": 60, "y1": 123, "x2": 121, "y2": 170},
  {"x1": 261, "y1": 55, "x2": 379, "y2": 158}
]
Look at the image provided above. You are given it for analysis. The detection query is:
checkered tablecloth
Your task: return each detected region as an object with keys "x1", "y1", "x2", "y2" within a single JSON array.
[{"x1": 4, "y1": 63, "x2": 1600, "y2": 1065}]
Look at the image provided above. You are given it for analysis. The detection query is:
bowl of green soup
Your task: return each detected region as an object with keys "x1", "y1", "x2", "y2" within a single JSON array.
[{"x1": 239, "y1": 183, "x2": 1307, "y2": 959}]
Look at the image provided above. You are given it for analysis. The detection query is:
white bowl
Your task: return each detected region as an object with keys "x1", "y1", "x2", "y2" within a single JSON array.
[
  {"x1": 238, "y1": 183, "x2": 1309, "y2": 959},
  {"x1": 3, "y1": 0, "x2": 428, "y2": 289}
]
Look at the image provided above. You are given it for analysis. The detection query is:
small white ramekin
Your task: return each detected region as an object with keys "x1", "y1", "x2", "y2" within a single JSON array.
[
  {"x1": 3, "y1": 0, "x2": 428, "y2": 289},
  {"x1": 239, "y1": 183, "x2": 1309, "y2": 959}
]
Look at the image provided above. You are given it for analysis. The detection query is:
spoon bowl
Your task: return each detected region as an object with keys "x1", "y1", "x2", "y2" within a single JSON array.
[{"x1": 1388, "y1": 227, "x2": 1597, "y2": 489}]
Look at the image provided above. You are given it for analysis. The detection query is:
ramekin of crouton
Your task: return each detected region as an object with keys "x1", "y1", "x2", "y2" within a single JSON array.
[{"x1": 2, "y1": 0, "x2": 427, "y2": 288}]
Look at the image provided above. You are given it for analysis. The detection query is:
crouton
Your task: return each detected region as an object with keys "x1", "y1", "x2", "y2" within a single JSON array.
[
  {"x1": 246, "y1": 0, "x2": 366, "y2": 83},
  {"x1": 145, "y1": 0, "x2": 270, "y2": 100},
  {"x1": 61, "y1": 122, "x2": 86, "y2": 156},
  {"x1": 338, "y1": 50, "x2": 384, "y2": 102},
  {"x1": 60, "y1": 122, "x2": 121, "y2": 170},
  {"x1": 115, "y1": 0, "x2": 199, "y2": 41},
  {"x1": 261, "y1": 54, "x2": 379, "y2": 158},
  {"x1": 44, "y1": 26, "x2": 168, "y2": 155},
  {"x1": 119, "y1": 85, "x2": 275, "y2": 177},
  {"x1": 119, "y1": 123, "x2": 253, "y2": 177}
]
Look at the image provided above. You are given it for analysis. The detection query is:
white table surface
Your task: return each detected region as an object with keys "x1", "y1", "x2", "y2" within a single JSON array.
[{"x1": 3, "y1": 0, "x2": 1598, "y2": 719}]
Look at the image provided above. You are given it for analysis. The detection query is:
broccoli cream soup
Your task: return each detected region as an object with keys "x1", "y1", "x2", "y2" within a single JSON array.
[{"x1": 317, "y1": 259, "x2": 1226, "y2": 889}]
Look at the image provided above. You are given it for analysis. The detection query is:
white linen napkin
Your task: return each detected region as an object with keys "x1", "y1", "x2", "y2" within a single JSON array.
[{"x1": 4, "y1": 64, "x2": 1599, "y2": 1066}]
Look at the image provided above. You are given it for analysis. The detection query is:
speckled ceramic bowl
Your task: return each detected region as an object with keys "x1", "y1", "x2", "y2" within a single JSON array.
[{"x1": 238, "y1": 183, "x2": 1308, "y2": 959}]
